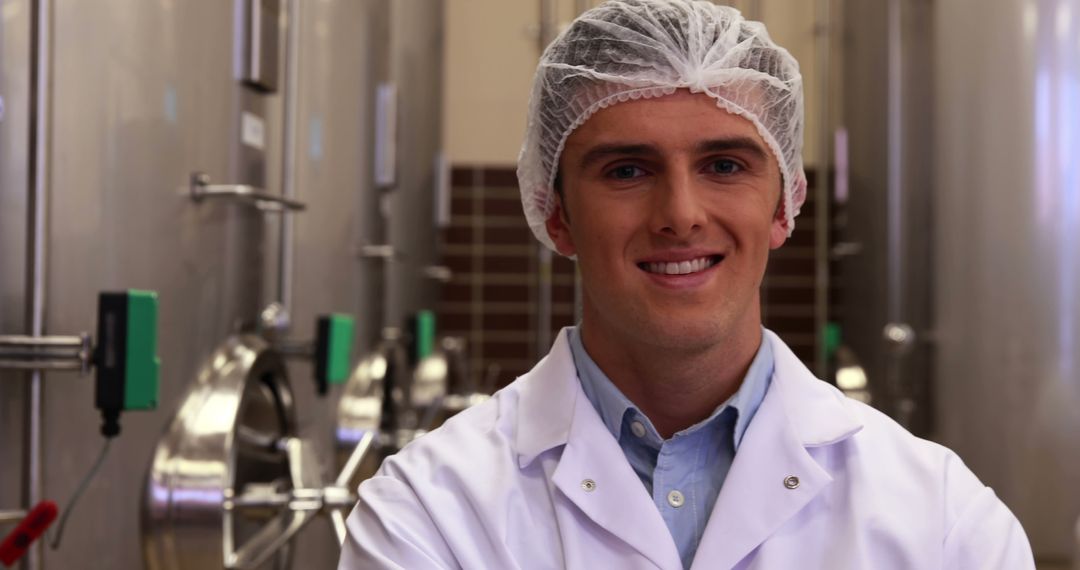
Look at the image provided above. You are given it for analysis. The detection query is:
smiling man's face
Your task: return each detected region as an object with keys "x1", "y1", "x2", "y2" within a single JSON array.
[{"x1": 546, "y1": 89, "x2": 789, "y2": 353}]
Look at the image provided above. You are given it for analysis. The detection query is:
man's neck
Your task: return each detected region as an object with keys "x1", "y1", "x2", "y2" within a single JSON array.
[{"x1": 578, "y1": 311, "x2": 762, "y2": 439}]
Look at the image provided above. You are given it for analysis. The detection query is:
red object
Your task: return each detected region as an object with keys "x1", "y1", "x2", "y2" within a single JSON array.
[{"x1": 0, "y1": 501, "x2": 58, "y2": 566}]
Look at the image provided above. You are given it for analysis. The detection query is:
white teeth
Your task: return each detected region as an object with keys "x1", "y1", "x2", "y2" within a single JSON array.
[{"x1": 644, "y1": 256, "x2": 718, "y2": 275}]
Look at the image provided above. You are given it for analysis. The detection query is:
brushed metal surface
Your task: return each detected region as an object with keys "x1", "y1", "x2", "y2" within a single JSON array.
[
  {"x1": 0, "y1": 0, "x2": 437, "y2": 567},
  {"x1": 934, "y1": 0, "x2": 1080, "y2": 562},
  {"x1": 384, "y1": 0, "x2": 445, "y2": 329},
  {"x1": 0, "y1": 0, "x2": 31, "y2": 539},
  {"x1": 37, "y1": 1, "x2": 280, "y2": 568},
  {"x1": 277, "y1": 0, "x2": 386, "y2": 565},
  {"x1": 839, "y1": 0, "x2": 935, "y2": 435},
  {"x1": 843, "y1": 0, "x2": 1080, "y2": 564}
]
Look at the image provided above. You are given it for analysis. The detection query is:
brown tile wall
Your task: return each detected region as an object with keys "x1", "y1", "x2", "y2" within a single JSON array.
[{"x1": 439, "y1": 167, "x2": 826, "y2": 390}]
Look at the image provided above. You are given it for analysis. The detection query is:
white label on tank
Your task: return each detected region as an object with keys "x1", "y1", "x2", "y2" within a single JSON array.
[
  {"x1": 375, "y1": 83, "x2": 398, "y2": 188},
  {"x1": 242, "y1": 111, "x2": 266, "y2": 150}
]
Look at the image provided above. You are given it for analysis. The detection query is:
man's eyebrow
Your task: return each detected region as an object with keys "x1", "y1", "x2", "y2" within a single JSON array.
[
  {"x1": 696, "y1": 137, "x2": 769, "y2": 160},
  {"x1": 577, "y1": 144, "x2": 657, "y2": 171},
  {"x1": 576, "y1": 137, "x2": 769, "y2": 171}
]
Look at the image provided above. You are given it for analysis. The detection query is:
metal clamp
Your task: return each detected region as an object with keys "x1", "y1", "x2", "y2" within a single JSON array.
[
  {"x1": 189, "y1": 172, "x2": 306, "y2": 212},
  {"x1": 0, "y1": 334, "x2": 92, "y2": 374},
  {"x1": 356, "y1": 244, "x2": 400, "y2": 261}
]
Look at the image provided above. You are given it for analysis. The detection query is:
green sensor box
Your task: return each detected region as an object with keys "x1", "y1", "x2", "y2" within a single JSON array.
[
  {"x1": 314, "y1": 313, "x2": 355, "y2": 394},
  {"x1": 412, "y1": 310, "x2": 436, "y2": 362},
  {"x1": 95, "y1": 290, "x2": 160, "y2": 414}
]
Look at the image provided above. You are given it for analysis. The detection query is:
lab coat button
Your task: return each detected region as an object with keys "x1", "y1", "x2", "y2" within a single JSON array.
[
  {"x1": 784, "y1": 475, "x2": 800, "y2": 489},
  {"x1": 581, "y1": 479, "x2": 597, "y2": 492},
  {"x1": 667, "y1": 490, "x2": 685, "y2": 508},
  {"x1": 630, "y1": 421, "x2": 646, "y2": 438}
]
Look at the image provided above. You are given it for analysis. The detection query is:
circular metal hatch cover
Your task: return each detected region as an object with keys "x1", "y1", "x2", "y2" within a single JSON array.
[{"x1": 142, "y1": 335, "x2": 296, "y2": 570}]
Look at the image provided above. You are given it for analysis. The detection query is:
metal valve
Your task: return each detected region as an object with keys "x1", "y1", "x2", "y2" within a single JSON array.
[
  {"x1": 221, "y1": 432, "x2": 374, "y2": 568},
  {"x1": 882, "y1": 322, "x2": 916, "y2": 354}
]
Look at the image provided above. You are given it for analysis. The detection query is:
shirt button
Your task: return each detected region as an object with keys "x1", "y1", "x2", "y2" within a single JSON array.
[
  {"x1": 667, "y1": 490, "x2": 685, "y2": 508},
  {"x1": 630, "y1": 421, "x2": 647, "y2": 438}
]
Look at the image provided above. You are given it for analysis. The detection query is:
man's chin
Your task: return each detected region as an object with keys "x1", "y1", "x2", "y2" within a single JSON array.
[{"x1": 631, "y1": 315, "x2": 730, "y2": 352}]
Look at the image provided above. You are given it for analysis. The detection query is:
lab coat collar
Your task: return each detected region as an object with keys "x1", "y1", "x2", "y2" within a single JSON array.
[
  {"x1": 514, "y1": 327, "x2": 865, "y2": 569},
  {"x1": 690, "y1": 329, "x2": 864, "y2": 569},
  {"x1": 515, "y1": 328, "x2": 863, "y2": 464},
  {"x1": 515, "y1": 328, "x2": 579, "y2": 468},
  {"x1": 762, "y1": 329, "x2": 864, "y2": 446},
  {"x1": 515, "y1": 328, "x2": 680, "y2": 567}
]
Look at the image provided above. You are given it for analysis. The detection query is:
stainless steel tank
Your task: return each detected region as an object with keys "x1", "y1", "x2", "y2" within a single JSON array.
[
  {"x1": 0, "y1": 0, "x2": 390, "y2": 568},
  {"x1": 273, "y1": 0, "x2": 389, "y2": 563},
  {"x1": 933, "y1": 0, "x2": 1080, "y2": 564},
  {"x1": 841, "y1": 0, "x2": 1080, "y2": 566},
  {"x1": 384, "y1": 0, "x2": 447, "y2": 328},
  {"x1": 2, "y1": 1, "x2": 281, "y2": 568}
]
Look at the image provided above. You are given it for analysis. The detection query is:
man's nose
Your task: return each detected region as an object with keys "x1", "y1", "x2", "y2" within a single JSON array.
[{"x1": 649, "y1": 172, "x2": 706, "y2": 238}]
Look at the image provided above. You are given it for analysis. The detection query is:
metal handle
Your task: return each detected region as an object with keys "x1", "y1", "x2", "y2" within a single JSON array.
[{"x1": 189, "y1": 172, "x2": 306, "y2": 212}]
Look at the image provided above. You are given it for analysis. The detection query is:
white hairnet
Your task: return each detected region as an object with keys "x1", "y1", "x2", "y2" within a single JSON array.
[{"x1": 517, "y1": 0, "x2": 807, "y2": 251}]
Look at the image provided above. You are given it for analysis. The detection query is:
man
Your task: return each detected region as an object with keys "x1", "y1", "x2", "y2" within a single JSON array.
[{"x1": 339, "y1": 1, "x2": 1034, "y2": 568}]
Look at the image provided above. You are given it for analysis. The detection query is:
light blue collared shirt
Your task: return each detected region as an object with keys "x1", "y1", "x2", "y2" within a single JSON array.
[{"x1": 568, "y1": 327, "x2": 774, "y2": 569}]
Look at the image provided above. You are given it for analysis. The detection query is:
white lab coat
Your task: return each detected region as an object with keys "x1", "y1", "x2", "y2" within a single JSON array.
[{"x1": 339, "y1": 328, "x2": 1034, "y2": 569}]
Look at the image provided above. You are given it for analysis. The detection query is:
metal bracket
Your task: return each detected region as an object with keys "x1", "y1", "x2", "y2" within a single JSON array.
[
  {"x1": 423, "y1": 265, "x2": 453, "y2": 283},
  {"x1": 356, "y1": 243, "x2": 400, "y2": 261},
  {"x1": 0, "y1": 510, "x2": 28, "y2": 525},
  {"x1": 0, "y1": 334, "x2": 92, "y2": 374},
  {"x1": 189, "y1": 172, "x2": 306, "y2": 212}
]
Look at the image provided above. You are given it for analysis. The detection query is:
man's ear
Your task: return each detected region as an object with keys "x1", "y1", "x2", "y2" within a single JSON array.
[
  {"x1": 769, "y1": 196, "x2": 789, "y2": 250},
  {"x1": 545, "y1": 198, "x2": 577, "y2": 256}
]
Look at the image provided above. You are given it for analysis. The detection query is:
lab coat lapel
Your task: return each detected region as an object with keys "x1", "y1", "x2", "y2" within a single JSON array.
[
  {"x1": 690, "y1": 332, "x2": 863, "y2": 569},
  {"x1": 552, "y1": 381, "x2": 683, "y2": 569},
  {"x1": 517, "y1": 329, "x2": 680, "y2": 569}
]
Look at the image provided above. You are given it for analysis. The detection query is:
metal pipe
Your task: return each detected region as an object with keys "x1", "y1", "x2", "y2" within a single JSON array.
[
  {"x1": 335, "y1": 430, "x2": 375, "y2": 488},
  {"x1": 536, "y1": 0, "x2": 557, "y2": 358},
  {"x1": 0, "y1": 335, "x2": 83, "y2": 348},
  {"x1": 813, "y1": 0, "x2": 832, "y2": 378},
  {"x1": 538, "y1": 0, "x2": 556, "y2": 49},
  {"x1": 24, "y1": 0, "x2": 52, "y2": 567},
  {"x1": 536, "y1": 247, "x2": 553, "y2": 358},
  {"x1": 0, "y1": 510, "x2": 28, "y2": 525},
  {"x1": 278, "y1": 0, "x2": 301, "y2": 319},
  {"x1": 884, "y1": 0, "x2": 907, "y2": 426},
  {"x1": 744, "y1": 0, "x2": 763, "y2": 22}
]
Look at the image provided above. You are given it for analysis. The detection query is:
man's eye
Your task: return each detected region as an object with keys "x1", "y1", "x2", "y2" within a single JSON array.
[
  {"x1": 710, "y1": 160, "x2": 741, "y2": 175},
  {"x1": 609, "y1": 165, "x2": 645, "y2": 179}
]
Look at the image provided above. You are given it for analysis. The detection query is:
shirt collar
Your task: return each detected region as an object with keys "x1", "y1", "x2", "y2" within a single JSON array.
[
  {"x1": 568, "y1": 326, "x2": 774, "y2": 450},
  {"x1": 514, "y1": 328, "x2": 863, "y2": 468}
]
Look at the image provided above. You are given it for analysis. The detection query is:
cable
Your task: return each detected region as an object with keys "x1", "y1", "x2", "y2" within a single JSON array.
[{"x1": 48, "y1": 438, "x2": 112, "y2": 550}]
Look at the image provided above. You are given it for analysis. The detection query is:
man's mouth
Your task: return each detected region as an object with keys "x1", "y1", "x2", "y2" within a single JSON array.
[{"x1": 637, "y1": 255, "x2": 723, "y2": 276}]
